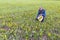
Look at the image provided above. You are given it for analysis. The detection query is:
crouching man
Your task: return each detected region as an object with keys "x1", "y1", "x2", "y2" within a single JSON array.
[{"x1": 36, "y1": 7, "x2": 46, "y2": 22}]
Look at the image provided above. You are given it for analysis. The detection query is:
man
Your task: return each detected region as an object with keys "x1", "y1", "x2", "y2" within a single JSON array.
[{"x1": 36, "y1": 7, "x2": 46, "y2": 22}]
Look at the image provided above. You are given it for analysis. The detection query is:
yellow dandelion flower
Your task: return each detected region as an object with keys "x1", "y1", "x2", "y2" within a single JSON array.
[
  {"x1": 40, "y1": 32, "x2": 43, "y2": 36},
  {"x1": 0, "y1": 16, "x2": 3, "y2": 18},
  {"x1": 2, "y1": 21, "x2": 5, "y2": 25},
  {"x1": 4, "y1": 35, "x2": 7, "y2": 38},
  {"x1": 7, "y1": 22, "x2": 12, "y2": 27},
  {"x1": 48, "y1": 32, "x2": 51, "y2": 37}
]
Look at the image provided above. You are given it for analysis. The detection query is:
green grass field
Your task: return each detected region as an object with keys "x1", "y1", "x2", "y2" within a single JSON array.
[{"x1": 0, "y1": 0, "x2": 60, "y2": 40}]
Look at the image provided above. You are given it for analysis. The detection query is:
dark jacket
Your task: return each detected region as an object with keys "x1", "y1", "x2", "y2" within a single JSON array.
[{"x1": 36, "y1": 9, "x2": 46, "y2": 18}]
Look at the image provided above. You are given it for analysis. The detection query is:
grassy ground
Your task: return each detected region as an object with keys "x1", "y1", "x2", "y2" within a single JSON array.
[{"x1": 0, "y1": 0, "x2": 60, "y2": 40}]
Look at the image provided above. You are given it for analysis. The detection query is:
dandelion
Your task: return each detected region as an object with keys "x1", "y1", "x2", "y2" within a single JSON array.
[
  {"x1": 7, "y1": 22, "x2": 12, "y2": 27},
  {"x1": 48, "y1": 32, "x2": 51, "y2": 37},
  {"x1": 40, "y1": 29, "x2": 43, "y2": 35},
  {"x1": 0, "y1": 16, "x2": 4, "y2": 18},
  {"x1": 2, "y1": 20, "x2": 6, "y2": 25},
  {"x1": 4, "y1": 35, "x2": 7, "y2": 40}
]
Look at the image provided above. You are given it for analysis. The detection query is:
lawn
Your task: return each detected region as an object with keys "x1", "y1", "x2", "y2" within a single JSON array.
[{"x1": 0, "y1": 0, "x2": 60, "y2": 40}]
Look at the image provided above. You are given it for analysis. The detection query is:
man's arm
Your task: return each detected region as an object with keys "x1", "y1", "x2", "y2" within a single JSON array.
[{"x1": 42, "y1": 10, "x2": 46, "y2": 17}]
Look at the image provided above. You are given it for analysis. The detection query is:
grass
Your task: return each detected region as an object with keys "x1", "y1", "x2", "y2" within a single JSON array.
[{"x1": 0, "y1": 0, "x2": 60, "y2": 40}]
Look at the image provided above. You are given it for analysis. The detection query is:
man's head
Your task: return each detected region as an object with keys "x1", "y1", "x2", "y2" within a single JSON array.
[{"x1": 39, "y1": 7, "x2": 43, "y2": 10}]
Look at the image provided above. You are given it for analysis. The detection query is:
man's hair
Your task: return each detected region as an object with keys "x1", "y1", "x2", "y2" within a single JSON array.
[{"x1": 39, "y1": 7, "x2": 43, "y2": 10}]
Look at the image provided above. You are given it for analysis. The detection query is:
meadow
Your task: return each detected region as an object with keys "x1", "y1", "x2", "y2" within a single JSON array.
[{"x1": 0, "y1": 0, "x2": 60, "y2": 40}]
